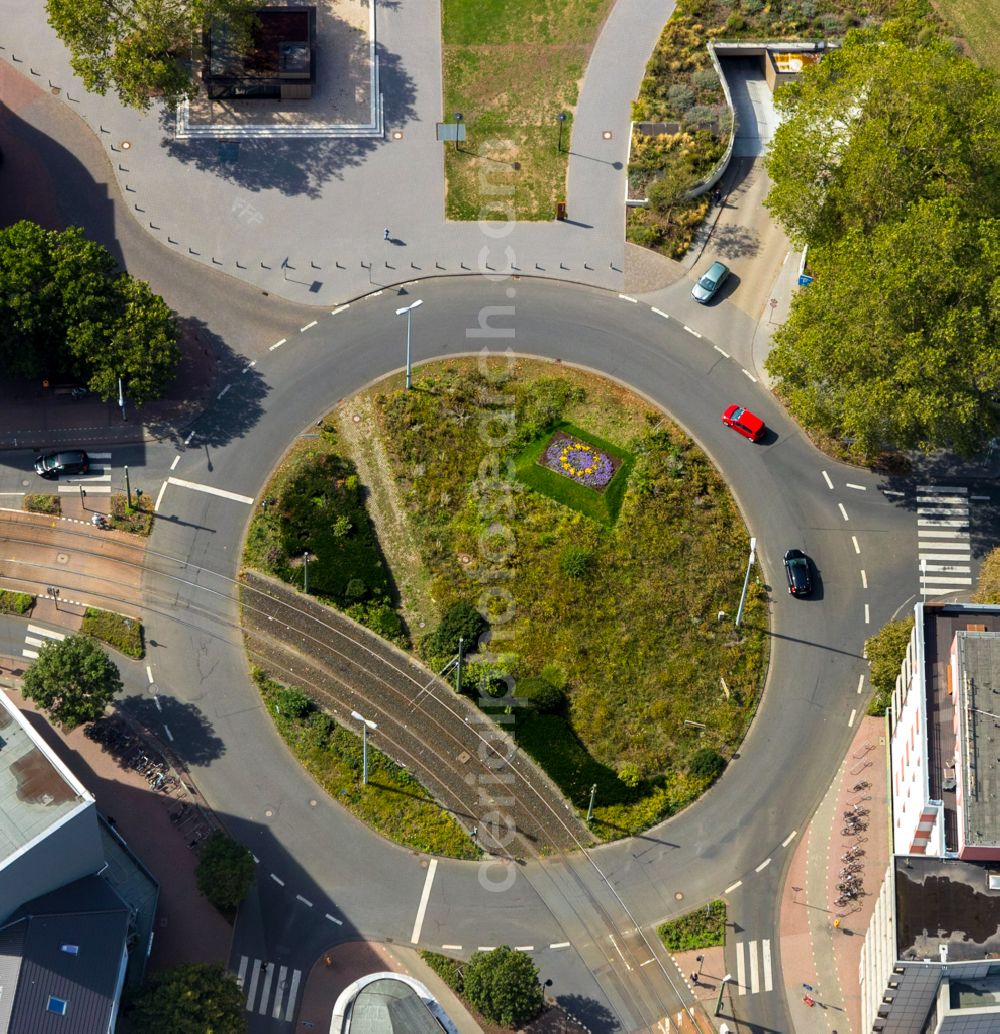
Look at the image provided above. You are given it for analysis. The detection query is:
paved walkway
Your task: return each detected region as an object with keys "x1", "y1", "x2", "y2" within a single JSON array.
[
  {"x1": 778, "y1": 715, "x2": 889, "y2": 1034},
  {"x1": 0, "y1": 0, "x2": 674, "y2": 307}
]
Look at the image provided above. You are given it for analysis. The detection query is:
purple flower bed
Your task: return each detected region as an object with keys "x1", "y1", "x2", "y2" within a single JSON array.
[{"x1": 539, "y1": 430, "x2": 619, "y2": 491}]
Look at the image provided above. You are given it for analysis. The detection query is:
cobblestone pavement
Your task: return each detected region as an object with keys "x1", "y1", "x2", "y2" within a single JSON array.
[{"x1": 241, "y1": 570, "x2": 589, "y2": 857}]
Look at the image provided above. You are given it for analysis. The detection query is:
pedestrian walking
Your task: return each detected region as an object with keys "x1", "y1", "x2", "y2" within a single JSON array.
[
  {"x1": 383, "y1": 228, "x2": 390, "y2": 241},
  {"x1": 691, "y1": 972, "x2": 699, "y2": 986}
]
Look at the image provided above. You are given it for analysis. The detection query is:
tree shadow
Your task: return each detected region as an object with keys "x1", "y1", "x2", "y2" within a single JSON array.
[
  {"x1": 158, "y1": 47, "x2": 415, "y2": 198},
  {"x1": 553, "y1": 993, "x2": 618, "y2": 1034},
  {"x1": 118, "y1": 693, "x2": 225, "y2": 768},
  {"x1": 711, "y1": 223, "x2": 760, "y2": 260}
]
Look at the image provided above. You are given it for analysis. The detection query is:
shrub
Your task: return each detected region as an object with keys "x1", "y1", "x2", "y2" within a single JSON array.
[
  {"x1": 517, "y1": 676, "x2": 565, "y2": 714},
  {"x1": 420, "y1": 951, "x2": 463, "y2": 992},
  {"x1": 684, "y1": 105, "x2": 718, "y2": 131},
  {"x1": 0, "y1": 589, "x2": 33, "y2": 615},
  {"x1": 692, "y1": 67, "x2": 720, "y2": 91},
  {"x1": 667, "y1": 83, "x2": 695, "y2": 112},
  {"x1": 865, "y1": 617, "x2": 914, "y2": 716},
  {"x1": 658, "y1": 900, "x2": 727, "y2": 951},
  {"x1": 194, "y1": 832, "x2": 256, "y2": 913},
  {"x1": 463, "y1": 946, "x2": 543, "y2": 1028},
  {"x1": 81, "y1": 607, "x2": 144, "y2": 658},
  {"x1": 424, "y1": 600, "x2": 486, "y2": 658},
  {"x1": 725, "y1": 12, "x2": 747, "y2": 31},
  {"x1": 23, "y1": 494, "x2": 60, "y2": 514},
  {"x1": 275, "y1": 686, "x2": 313, "y2": 719},
  {"x1": 559, "y1": 545, "x2": 592, "y2": 579},
  {"x1": 974, "y1": 546, "x2": 1000, "y2": 604},
  {"x1": 689, "y1": 747, "x2": 726, "y2": 783}
]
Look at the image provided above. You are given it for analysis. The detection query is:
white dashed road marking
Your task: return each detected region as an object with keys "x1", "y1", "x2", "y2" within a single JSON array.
[
  {"x1": 821, "y1": 471, "x2": 833, "y2": 490},
  {"x1": 269, "y1": 339, "x2": 286, "y2": 351},
  {"x1": 838, "y1": 503, "x2": 849, "y2": 521},
  {"x1": 300, "y1": 321, "x2": 317, "y2": 332},
  {"x1": 755, "y1": 857, "x2": 771, "y2": 872},
  {"x1": 852, "y1": 535, "x2": 860, "y2": 554},
  {"x1": 725, "y1": 880, "x2": 742, "y2": 894},
  {"x1": 713, "y1": 345, "x2": 730, "y2": 358},
  {"x1": 683, "y1": 325, "x2": 702, "y2": 338},
  {"x1": 782, "y1": 830, "x2": 797, "y2": 848}
]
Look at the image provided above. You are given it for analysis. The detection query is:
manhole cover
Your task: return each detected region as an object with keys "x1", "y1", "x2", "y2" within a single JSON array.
[
  {"x1": 457, "y1": 751, "x2": 471, "y2": 765},
  {"x1": 57, "y1": 554, "x2": 69, "y2": 564},
  {"x1": 50, "y1": 87, "x2": 61, "y2": 95},
  {"x1": 674, "y1": 891, "x2": 684, "y2": 901},
  {"x1": 148, "y1": 683, "x2": 158, "y2": 695},
  {"x1": 121, "y1": 140, "x2": 132, "y2": 150},
  {"x1": 309, "y1": 799, "x2": 317, "y2": 807},
  {"x1": 20, "y1": 480, "x2": 29, "y2": 487},
  {"x1": 264, "y1": 808, "x2": 274, "y2": 818},
  {"x1": 459, "y1": 554, "x2": 471, "y2": 564},
  {"x1": 352, "y1": 415, "x2": 361, "y2": 423}
]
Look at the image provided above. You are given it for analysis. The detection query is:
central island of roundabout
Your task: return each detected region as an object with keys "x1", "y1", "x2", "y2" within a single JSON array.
[{"x1": 237, "y1": 356, "x2": 769, "y2": 860}]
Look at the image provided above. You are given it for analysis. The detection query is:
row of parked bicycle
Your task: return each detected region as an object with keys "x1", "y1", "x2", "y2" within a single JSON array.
[
  {"x1": 836, "y1": 787, "x2": 873, "y2": 906},
  {"x1": 84, "y1": 716, "x2": 178, "y2": 793}
]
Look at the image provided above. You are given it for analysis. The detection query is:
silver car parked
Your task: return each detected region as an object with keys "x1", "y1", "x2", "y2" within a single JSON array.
[{"x1": 691, "y1": 260, "x2": 730, "y2": 303}]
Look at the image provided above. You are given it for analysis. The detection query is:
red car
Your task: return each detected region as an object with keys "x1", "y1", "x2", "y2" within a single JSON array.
[{"x1": 722, "y1": 404, "x2": 765, "y2": 442}]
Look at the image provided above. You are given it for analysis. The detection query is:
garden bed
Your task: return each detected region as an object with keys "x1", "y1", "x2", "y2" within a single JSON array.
[
  {"x1": 23, "y1": 494, "x2": 61, "y2": 515},
  {"x1": 657, "y1": 900, "x2": 727, "y2": 951},
  {"x1": 82, "y1": 606, "x2": 145, "y2": 658},
  {"x1": 0, "y1": 589, "x2": 34, "y2": 615}
]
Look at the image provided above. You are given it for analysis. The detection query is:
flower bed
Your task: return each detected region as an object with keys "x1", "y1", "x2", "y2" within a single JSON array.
[{"x1": 540, "y1": 431, "x2": 619, "y2": 491}]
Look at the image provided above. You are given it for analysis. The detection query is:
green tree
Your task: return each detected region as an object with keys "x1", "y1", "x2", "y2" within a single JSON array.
[
  {"x1": 462, "y1": 946, "x2": 544, "y2": 1028},
  {"x1": 22, "y1": 634, "x2": 122, "y2": 730},
  {"x1": 766, "y1": 199, "x2": 1000, "y2": 455},
  {"x1": 424, "y1": 600, "x2": 487, "y2": 658},
  {"x1": 973, "y1": 546, "x2": 1000, "y2": 604},
  {"x1": 766, "y1": 29, "x2": 1000, "y2": 249},
  {"x1": 45, "y1": 0, "x2": 257, "y2": 111},
  {"x1": 865, "y1": 616, "x2": 914, "y2": 716},
  {"x1": 127, "y1": 962, "x2": 246, "y2": 1034},
  {"x1": 0, "y1": 222, "x2": 180, "y2": 402},
  {"x1": 195, "y1": 832, "x2": 256, "y2": 912}
]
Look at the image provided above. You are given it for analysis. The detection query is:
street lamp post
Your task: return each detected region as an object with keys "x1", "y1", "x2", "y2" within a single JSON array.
[
  {"x1": 395, "y1": 299, "x2": 424, "y2": 391},
  {"x1": 454, "y1": 112, "x2": 463, "y2": 151},
  {"x1": 117, "y1": 377, "x2": 125, "y2": 422},
  {"x1": 124, "y1": 465, "x2": 132, "y2": 508},
  {"x1": 303, "y1": 551, "x2": 310, "y2": 594},
  {"x1": 734, "y1": 536, "x2": 757, "y2": 629},
  {"x1": 350, "y1": 710, "x2": 378, "y2": 786},
  {"x1": 715, "y1": 974, "x2": 732, "y2": 1017},
  {"x1": 557, "y1": 112, "x2": 567, "y2": 152}
]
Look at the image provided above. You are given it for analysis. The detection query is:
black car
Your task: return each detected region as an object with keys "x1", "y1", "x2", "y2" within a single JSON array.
[
  {"x1": 34, "y1": 450, "x2": 90, "y2": 479},
  {"x1": 783, "y1": 548, "x2": 812, "y2": 597}
]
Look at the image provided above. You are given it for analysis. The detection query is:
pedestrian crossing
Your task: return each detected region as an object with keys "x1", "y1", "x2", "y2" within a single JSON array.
[
  {"x1": 917, "y1": 485, "x2": 972, "y2": 597},
  {"x1": 235, "y1": 956, "x2": 302, "y2": 1023},
  {"x1": 734, "y1": 939, "x2": 773, "y2": 995},
  {"x1": 57, "y1": 452, "x2": 113, "y2": 495},
  {"x1": 22, "y1": 624, "x2": 65, "y2": 660}
]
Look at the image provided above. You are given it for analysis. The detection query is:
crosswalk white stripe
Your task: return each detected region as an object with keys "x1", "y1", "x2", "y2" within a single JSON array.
[
  {"x1": 258, "y1": 963, "x2": 274, "y2": 1014},
  {"x1": 245, "y1": 959, "x2": 261, "y2": 1010},
  {"x1": 284, "y1": 970, "x2": 302, "y2": 1022},
  {"x1": 918, "y1": 541, "x2": 971, "y2": 551},
  {"x1": 919, "y1": 553, "x2": 972, "y2": 561},
  {"x1": 921, "y1": 563, "x2": 971, "y2": 573},
  {"x1": 65, "y1": 472, "x2": 111, "y2": 482},
  {"x1": 24, "y1": 637, "x2": 45, "y2": 648},
  {"x1": 58, "y1": 485, "x2": 111, "y2": 493},
  {"x1": 918, "y1": 519, "x2": 968, "y2": 528},
  {"x1": 920, "y1": 575, "x2": 973, "y2": 585},
  {"x1": 88, "y1": 452, "x2": 112, "y2": 459},
  {"x1": 917, "y1": 506, "x2": 969, "y2": 516},
  {"x1": 21, "y1": 649, "x2": 38, "y2": 659},
  {"x1": 918, "y1": 530, "x2": 970, "y2": 539},
  {"x1": 749, "y1": 940, "x2": 760, "y2": 994},
  {"x1": 236, "y1": 955, "x2": 249, "y2": 988},
  {"x1": 917, "y1": 484, "x2": 967, "y2": 493},
  {"x1": 916, "y1": 496, "x2": 968, "y2": 505},
  {"x1": 271, "y1": 965, "x2": 288, "y2": 1019},
  {"x1": 28, "y1": 626, "x2": 65, "y2": 640},
  {"x1": 736, "y1": 941, "x2": 746, "y2": 995},
  {"x1": 924, "y1": 586, "x2": 958, "y2": 596},
  {"x1": 762, "y1": 939, "x2": 773, "y2": 992}
]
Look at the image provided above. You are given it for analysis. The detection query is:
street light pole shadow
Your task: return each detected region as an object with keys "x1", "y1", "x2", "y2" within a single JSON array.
[{"x1": 566, "y1": 150, "x2": 624, "y2": 170}]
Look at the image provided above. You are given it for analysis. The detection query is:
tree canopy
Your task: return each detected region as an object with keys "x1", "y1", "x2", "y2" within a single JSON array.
[
  {"x1": 127, "y1": 963, "x2": 246, "y2": 1034},
  {"x1": 462, "y1": 946, "x2": 544, "y2": 1028},
  {"x1": 195, "y1": 832, "x2": 256, "y2": 912},
  {"x1": 46, "y1": 0, "x2": 256, "y2": 111},
  {"x1": 763, "y1": 26, "x2": 1000, "y2": 456},
  {"x1": 0, "y1": 222, "x2": 180, "y2": 404},
  {"x1": 22, "y1": 634, "x2": 123, "y2": 729}
]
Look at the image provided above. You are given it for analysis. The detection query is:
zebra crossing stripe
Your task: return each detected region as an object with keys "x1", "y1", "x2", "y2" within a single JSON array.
[
  {"x1": 736, "y1": 941, "x2": 746, "y2": 994},
  {"x1": 762, "y1": 939, "x2": 773, "y2": 992},
  {"x1": 245, "y1": 959, "x2": 261, "y2": 1010},
  {"x1": 258, "y1": 963, "x2": 275, "y2": 1015},
  {"x1": 285, "y1": 969, "x2": 302, "y2": 1022},
  {"x1": 918, "y1": 518, "x2": 968, "y2": 528},
  {"x1": 749, "y1": 939, "x2": 760, "y2": 993},
  {"x1": 917, "y1": 484, "x2": 967, "y2": 493},
  {"x1": 236, "y1": 955, "x2": 248, "y2": 988},
  {"x1": 271, "y1": 965, "x2": 288, "y2": 1019},
  {"x1": 28, "y1": 626, "x2": 65, "y2": 640}
]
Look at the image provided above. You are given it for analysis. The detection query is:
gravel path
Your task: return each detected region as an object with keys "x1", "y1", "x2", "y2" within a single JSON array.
[{"x1": 241, "y1": 571, "x2": 590, "y2": 857}]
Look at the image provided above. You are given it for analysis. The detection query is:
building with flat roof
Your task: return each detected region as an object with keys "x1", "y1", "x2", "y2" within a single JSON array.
[{"x1": 330, "y1": 971, "x2": 459, "y2": 1034}]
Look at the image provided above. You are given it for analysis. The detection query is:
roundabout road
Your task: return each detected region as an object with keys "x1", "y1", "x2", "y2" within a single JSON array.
[{"x1": 124, "y1": 275, "x2": 918, "y2": 1033}]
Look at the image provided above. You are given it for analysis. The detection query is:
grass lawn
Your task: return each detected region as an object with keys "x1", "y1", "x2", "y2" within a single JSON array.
[
  {"x1": 934, "y1": 0, "x2": 1000, "y2": 68},
  {"x1": 363, "y1": 359, "x2": 768, "y2": 837},
  {"x1": 442, "y1": 0, "x2": 613, "y2": 219},
  {"x1": 254, "y1": 671, "x2": 478, "y2": 859}
]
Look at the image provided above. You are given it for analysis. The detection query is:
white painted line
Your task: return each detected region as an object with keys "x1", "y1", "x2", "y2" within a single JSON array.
[
  {"x1": 741, "y1": 368, "x2": 758, "y2": 382},
  {"x1": 651, "y1": 307, "x2": 670, "y2": 319},
  {"x1": 848, "y1": 708, "x2": 857, "y2": 728},
  {"x1": 25, "y1": 637, "x2": 45, "y2": 648},
  {"x1": 59, "y1": 484, "x2": 110, "y2": 494},
  {"x1": 682, "y1": 325, "x2": 702, "y2": 338},
  {"x1": 917, "y1": 529, "x2": 970, "y2": 539},
  {"x1": 781, "y1": 830, "x2": 797, "y2": 848},
  {"x1": 749, "y1": 940, "x2": 760, "y2": 994},
  {"x1": 477, "y1": 946, "x2": 496, "y2": 952},
  {"x1": 515, "y1": 946, "x2": 534, "y2": 952},
  {"x1": 755, "y1": 857, "x2": 771, "y2": 873},
  {"x1": 549, "y1": 942, "x2": 570, "y2": 950},
  {"x1": 154, "y1": 696, "x2": 161, "y2": 712},
  {"x1": 608, "y1": 934, "x2": 631, "y2": 970},
  {"x1": 852, "y1": 535, "x2": 860, "y2": 554},
  {"x1": 166, "y1": 477, "x2": 254, "y2": 505},
  {"x1": 295, "y1": 894, "x2": 313, "y2": 907},
  {"x1": 918, "y1": 518, "x2": 968, "y2": 528},
  {"x1": 368, "y1": 290, "x2": 384, "y2": 299},
  {"x1": 410, "y1": 858, "x2": 437, "y2": 944},
  {"x1": 762, "y1": 939, "x2": 773, "y2": 993},
  {"x1": 258, "y1": 963, "x2": 274, "y2": 1015},
  {"x1": 618, "y1": 294, "x2": 638, "y2": 303},
  {"x1": 918, "y1": 506, "x2": 969, "y2": 516},
  {"x1": 725, "y1": 880, "x2": 743, "y2": 894},
  {"x1": 0, "y1": 492, "x2": 25, "y2": 496},
  {"x1": 838, "y1": 503, "x2": 849, "y2": 521},
  {"x1": 21, "y1": 649, "x2": 38, "y2": 659},
  {"x1": 244, "y1": 360, "x2": 256, "y2": 370},
  {"x1": 846, "y1": 483, "x2": 866, "y2": 491},
  {"x1": 331, "y1": 304, "x2": 350, "y2": 315},
  {"x1": 252, "y1": 854, "x2": 259, "y2": 864},
  {"x1": 217, "y1": 384, "x2": 231, "y2": 399},
  {"x1": 971, "y1": 494, "x2": 991, "y2": 501},
  {"x1": 857, "y1": 673, "x2": 865, "y2": 695},
  {"x1": 736, "y1": 941, "x2": 746, "y2": 994},
  {"x1": 917, "y1": 484, "x2": 967, "y2": 493},
  {"x1": 713, "y1": 345, "x2": 731, "y2": 358},
  {"x1": 881, "y1": 489, "x2": 905, "y2": 497},
  {"x1": 271, "y1": 965, "x2": 288, "y2": 1020},
  {"x1": 821, "y1": 471, "x2": 833, "y2": 490},
  {"x1": 270, "y1": 874, "x2": 285, "y2": 887},
  {"x1": 300, "y1": 321, "x2": 317, "y2": 332},
  {"x1": 325, "y1": 913, "x2": 343, "y2": 925},
  {"x1": 170, "y1": 455, "x2": 180, "y2": 471},
  {"x1": 920, "y1": 575, "x2": 973, "y2": 585},
  {"x1": 861, "y1": 569, "x2": 867, "y2": 589},
  {"x1": 163, "y1": 724, "x2": 174, "y2": 742},
  {"x1": 154, "y1": 480, "x2": 168, "y2": 512},
  {"x1": 442, "y1": 944, "x2": 463, "y2": 951},
  {"x1": 89, "y1": 452, "x2": 112, "y2": 459},
  {"x1": 919, "y1": 552, "x2": 972, "y2": 560},
  {"x1": 284, "y1": 970, "x2": 302, "y2": 1022},
  {"x1": 28, "y1": 625, "x2": 65, "y2": 640},
  {"x1": 864, "y1": 604, "x2": 870, "y2": 624},
  {"x1": 237, "y1": 955, "x2": 249, "y2": 988},
  {"x1": 184, "y1": 430, "x2": 195, "y2": 445},
  {"x1": 146, "y1": 665, "x2": 154, "y2": 684},
  {"x1": 269, "y1": 338, "x2": 286, "y2": 351},
  {"x1": 924, "y1": 586, "x2": 960, "y2": 596},
  {"x1": 245, "y1": 959, "x2": 261, "y2": 1010},
  {"x1": 917, "y1": 495, "x2": 968, "y2": 505},
  {"x1": 922, "y1": 563, "x2": 971, "y2": 573},
  {"x1": 640, "y1": 957, "x2": 657, "y2": 966}
]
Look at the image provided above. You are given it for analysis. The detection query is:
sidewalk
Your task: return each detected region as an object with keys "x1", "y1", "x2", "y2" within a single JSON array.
[{"x1": 779, "y1": 715, "x2": 889, "y2": 1034}]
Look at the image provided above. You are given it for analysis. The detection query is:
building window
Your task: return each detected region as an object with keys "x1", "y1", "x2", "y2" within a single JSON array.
[
  {"x1": 46, "y1": 996, "x2": 68, "y2": 1015},
  {"x1": 59, "y1": 944, "x2": 79, "y2": 956}
]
